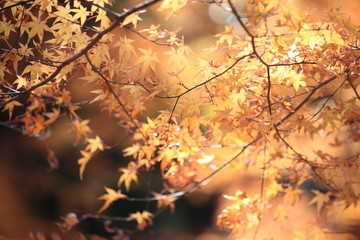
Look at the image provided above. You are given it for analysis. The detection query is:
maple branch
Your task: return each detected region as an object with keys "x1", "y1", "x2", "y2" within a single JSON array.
[
  {"x1": 0, "y1": 0, "x2": 33, "y2": 12},
  {"x1": 275, "y1": 76, "x2": 337, "y2": 127},
  {"x1": 270, "y1": 75, "x2": 341, "y2": 192},
  {"x1": 91, "y1": 214, "x2": 131, "y2": 222},
  {"x1": 228, "y1": 0, "x2": 317, "y2": 69},
  {"x1": 95, "y1": 139, "x2": 259, "y2": 225},
  {"x1": 310, "y1": 77, "x2": 347, "y2": 120},
  {"x1": 124, "y1": 26, "x2": 173, "y2": 46},
  {"x1": 252, "y1": 215, "x2": 262, "y2": 240},
  {"x1": 84, "y1": 53, "x2": 146, "y2": 139},
  {"x1": 154, "y1": 53, "x2": 253, "y2": 99},
  {"x1": 185, "y1": 139, "x2": 259, "y2": 195},
  {"x1": 228, "y1": 0, "x2": 254, "y2": 38},
  {"x1": 168, "y1": 97, "x2": 180, "y2": 124},
  {"x1": 347, "y1": 74, "x2": 360, "y2": 100},
  {"x1": 256, "y1": 27, "x2": 323, "y2": 39},
  {"x1": 269, "y1": 61, "x2": 316, "y2": 67},
  {"x1": 252, "y1": 89, "x2": 313, "y2": 119},
  {"x1": 0, "y1": 48, "x2": 65, "y2": 68},
  {"x1": 266, "y1": 67, "x2": 272, "y2": 115},
  {"x1": 0, "y1": 0, "x2": 161, "y2": 108},
  {"x1": 273, "y1": 126, "x2": 339, "y2": 191},
  {"x1": 121, "y1": 191, "x2": 184, "y2": 202}
]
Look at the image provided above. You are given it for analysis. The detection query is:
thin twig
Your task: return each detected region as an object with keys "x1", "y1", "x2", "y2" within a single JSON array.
[
  {"x1": 347, "y1": 74, "x2": 360, "y2": 100},
  {"x1": 84, "y1": 53, "x2": 146, "y2": 139},
  {"x1": 0, "y1": 0, "x2": 33, "y2": 12}
]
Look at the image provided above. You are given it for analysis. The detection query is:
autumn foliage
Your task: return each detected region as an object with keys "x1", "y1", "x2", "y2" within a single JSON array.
[{"x1": 0, "y1": 0, "x2": 360, "y2": 239}]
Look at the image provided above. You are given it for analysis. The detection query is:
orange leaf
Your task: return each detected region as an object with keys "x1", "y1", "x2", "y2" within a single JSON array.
[
  {"x1": 98, "y1": 187, "x2": 128, "y2": 213},
  {"x1": 44, "y1": 108, "x2": 60, "y2": 125},
  {"x1": 72, "y1": 119, "x2": 92, "y2": 142},
  {"x1": 2, "y1": 100, "x2": 23, "y2": 119},
  {"x1": 129, "y1": 211, "x2": 153, "y2": 230}
]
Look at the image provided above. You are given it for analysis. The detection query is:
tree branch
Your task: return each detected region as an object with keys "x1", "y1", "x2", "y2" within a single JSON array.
[{"x1": 0, "y1": 0, "x2": 161, "y2": 107}]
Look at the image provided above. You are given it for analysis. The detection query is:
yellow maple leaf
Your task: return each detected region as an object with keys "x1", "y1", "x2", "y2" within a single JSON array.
[
  {"x1": 71, "y1": 5, "x2": 88, "y2": 25},
  {"x1": 265, "y1": 181, "x2": 283, "y2": 199},
  {"x1": 2, "y1": 100, "x2": 23, "y2": 119},
  {"x1": 26, "y1": 14, "x2": 51, "y2": 42},
  {"x1": 292, "y1": 73, "x2": 306, "y2": 92},
  {"x1": 214, "y1": 25, "x2": 239, "y2": 46},
  {"x1": 90, "y1": 89, "x2": 107, "y2": 103},
  {"x1": 123, "y1": 143, "x2": 140, "y2": 158},
  {"x1": 85, "y1": 136, "x2": 104, "y2": 153},
  {"x1": 98, "y1": 187, "x2": 128, "y2": 213},
  {"x1": 13, "y1": 75, "x2": 29, "y2": 89},
  {"x1": 284, "y1": 187, "x2": 303, "y2": 205},
  {"x1": 136, "y1": 48, "x2": 160, "y2": 77},
  {"x1": 118, "y1": 161, "x2": 138, "y2": 191},
  {"x1": 78, "y1": 150, "x2": 92, "y2": 180},
  {"x1": 122, "y1": 10, "x2": 143, "y2": 28},
  {"x1": 309, "y1": 190, "x2": 331, "y2": 213},
  {"x1": 159, "y1": 0, "x2": 187, "y2": 19},
  {"x1": 165, "y1": 47, "x2": 188, "y2": 67}
]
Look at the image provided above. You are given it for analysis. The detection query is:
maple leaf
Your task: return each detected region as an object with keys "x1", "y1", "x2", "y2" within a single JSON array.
[
  {"x1": 153, "y1": 192, "x2": 176, "y2": 212},
  {"x1": 118, "y1": 161, "x2": 138, "y2": 191},
  {"x1": 13, "y1": 75, "x2": 29, "y2": 89},
  {"x1": 159, "y1": 0, "x2": 187, "y2": 19},
  {"x1": 284, "y1": 187, "x2": 303, "y2": 205},
  {"x1": 265, "y1": 181, "x2": 283, "y2": 199},
  {"x1": 292, "y1": 73, "x2": 306, "y2": 92},
  {"x1": 90, "y1": 89, "x2": 107, "y2": 103},
  {"x1": 309, "y1": 190, "x2": 331, "y2": 213},
  {"x1": 123, "y1": 143, "x2": 140, "y2": 158},
  {"x1": 0, "y1": 20, "x2": 15, "y2": 36},
  {"x1": 26, "y1": 14, "x2": 51, "y2": 42},
  {"x1": 71, "y1": 5, "x2": 88, "y2": 25},
  {"x1": 98, "y1": 187, "x2": 128, "y2": 213},
  {"x1": 2, "y1": 100, "x2": 23, "y2": 119},
  {"x1": 72, "y1": 119, "x2": 92, "y2": 142},
  {"x1": 136, "y1": 48, "x2": 160, "y2": 77},
  {"x1": 78, "y1": 150, "x2": 92, "y2": 180},
  {"x1": 44, "y1": 108, "x2": 60, "y2": 125},
  {"x1": 214, "y1": 25, "x2": 239, "y2": 46},
  {"x1": 122, "y1": 10, "x2": 143, "y2": 28},
  {"x1": 129, "y1": 211, "x2": 153, "y2": 230},
  {"x1": 32, "y1": 113, "x2": 46, "y2": 134},
  {"x1": 85, "y1": 136, "x2": 104, "y2": 153},
  {"x1": 165, "y1": 47, "x2": 188, "y2": 67}
]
